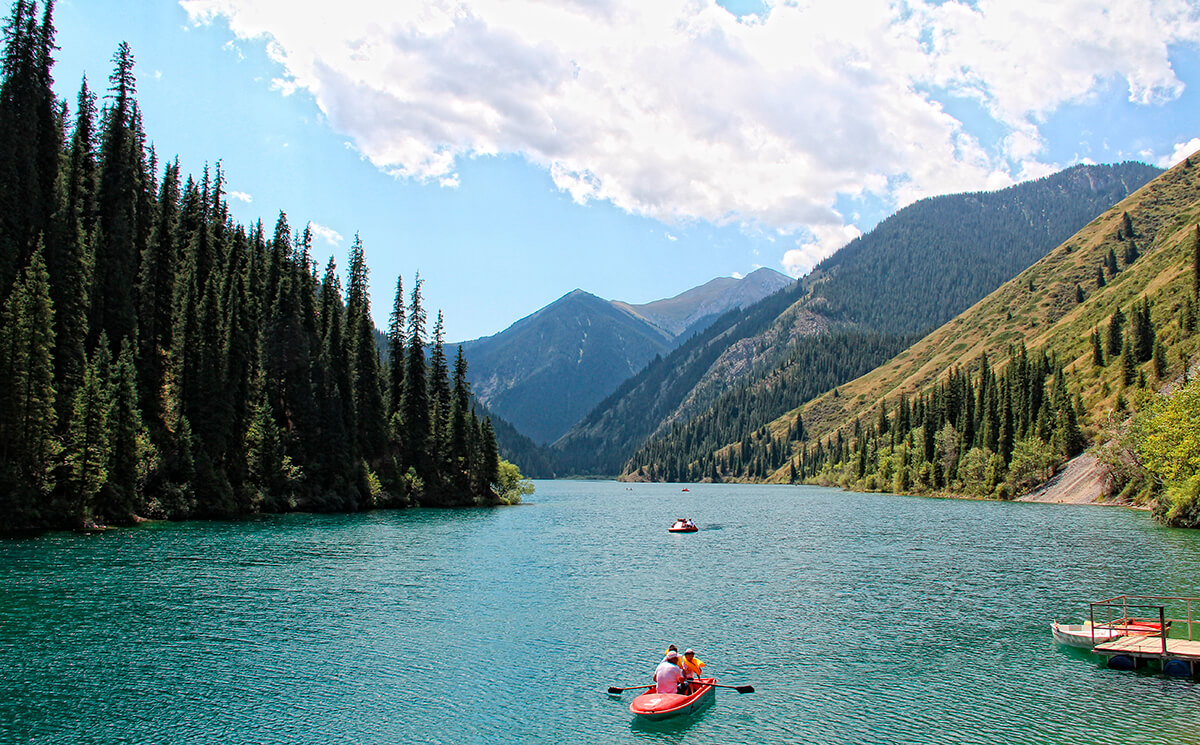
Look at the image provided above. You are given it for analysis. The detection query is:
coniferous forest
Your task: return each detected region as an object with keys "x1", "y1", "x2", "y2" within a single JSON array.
[{"x1": 0, "y1": 2, "x2": 524, "y2": 532}]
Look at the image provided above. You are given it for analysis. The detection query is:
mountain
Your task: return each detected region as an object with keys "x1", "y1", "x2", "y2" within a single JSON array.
[
  {"x1": 747, "y1": 151, "x2": 1200, "y2": 509},
  {"x1": 545, "y1": 162, "x2": 1161, "y2": 479},
  {"x1": 459, "y1": 269, "x2": 796, "y2": 445},
  {"x1": 549, "y1": 280, "x2": 811, "y2": 475},
  {"x1": 614, "y1": 267, "x2": 794, "y2": 337}
]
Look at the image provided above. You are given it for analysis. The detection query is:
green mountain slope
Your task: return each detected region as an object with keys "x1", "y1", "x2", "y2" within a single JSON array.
[
  {"x1": 693, "y1": 153, "x2": 1200, "y2": 512},
  {"x1": 609, "y1": 163, "x2": 1160, "y2": 480},
  {"x1": 461, "y1": 289, "x2": 676, "y2": 445}
]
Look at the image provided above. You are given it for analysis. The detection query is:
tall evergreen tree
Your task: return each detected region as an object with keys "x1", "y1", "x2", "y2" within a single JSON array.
[
  {"x1": 385, "y1": 274, "x2": 404, "y2": 418},
  {"x1": 345, "y1": 235, "x2": 385, "y2": 461},
  {"x1": 90, "y1": 41, "x2": 145, "y2": 352},
  {"x1": 0, "y1": 0, "x2": 60, "y2": 298},
  {"x1": 95, "y1": 338, "x2": 149, "y2": 523},
  {"x1": 63, "y1": 335, "x2": 112, "y2": 524},
  {"x1": 0, "y1": 247, "x2": 58, "y2": 519},
  {"x1": 428, "y1": 310, "x2": 451, "y2": 471},
  {"x1": 401, "y1": 274, "x2": 429, "y2": 473},
  {"x1": 1105, "y1": 308, "x2": 1125, "y2": 357}
]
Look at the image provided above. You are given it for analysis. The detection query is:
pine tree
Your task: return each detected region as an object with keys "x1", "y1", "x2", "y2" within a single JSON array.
[
  {"x1": 136, "y1": 157, "x2": 180, "y2": 422},
  {"x1": 0, "y1": 247, "x2": 59, "y2": 519},
  {"x1": 428, "y1": 310, "x2": 451, "y2": 471},
  {"x1": 1096, "y1": 265, "x2": 1106, "y2": 288},
  {"x1": 0, "y1": 0, "x2": 60, "y2": 297},
  {"x1": 95, "y1": 338, "x2": 149, "y2": 523},
  {"x1": 90, "y1": 41, "x2": 145, "y2": 352},
  {"x1": 1121, "y1": 338, "x2": 1137, "y2": 386},
  {"x1": 1106, "y1": 248, "x2": 1119, "y2": 277},
  {"x1": 63, "y1": 337, "x2": 112, "y2": 523},
  {"x1": 45, "y1": 76, "x2": 95, "y2": 421},
  {"x1": 345, "y1": 235, "x2": 385, "y2": 462},
  {"x1": 449, "y1": 345, "x2": 471, "y2": 477},
  {"x1": 1105, "y1": 308, "x2": 1125, "y2": 357},
  {"x1": 1091, "y1": 328, "x2": 1104, "y2": 367},
  {"x1": 385, "y1": 274, "x2": 404, "y2": 418},
  {"x1": 1123, "y1": 240, "x2": 1139, "y2": 266},
  {"x1": 401, "y1": 274, "x2": 429, "y2": 474}
]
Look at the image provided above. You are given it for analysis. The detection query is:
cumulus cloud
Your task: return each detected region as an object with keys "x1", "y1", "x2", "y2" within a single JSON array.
[
  {"x1": 307, "y1": 221, "x2": 344, "y2": 246},
  {"x1": 782, "y1": 223, "x2": 864, "y2": 278},
  {"x1": 181, "y1": 0, "x2": 1200, "y2": 269},
  {"x1": 228, "y1": 189, "x2": 253, "y2": 203},
  {"x1": 1159, "y1": 137, "x2": 1200, "y2": 168}
]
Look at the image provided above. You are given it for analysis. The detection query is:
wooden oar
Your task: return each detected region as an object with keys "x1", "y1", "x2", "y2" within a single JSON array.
[
  {"x1": 607, "y1": 684, "x2": 654, "y2": 694},
  {"x1": 689, "y1": 681, "x2": 755, "y2": 693}
]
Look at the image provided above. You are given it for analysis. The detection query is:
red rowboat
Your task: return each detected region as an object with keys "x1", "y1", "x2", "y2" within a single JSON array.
[{"x1": 629, "y1": 678, "x2": 716, "y2": 720}]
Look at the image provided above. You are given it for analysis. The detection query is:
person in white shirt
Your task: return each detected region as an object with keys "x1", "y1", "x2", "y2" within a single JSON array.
[{"x1": 654, "y1": 650, "x2": 687, "y2": 694}]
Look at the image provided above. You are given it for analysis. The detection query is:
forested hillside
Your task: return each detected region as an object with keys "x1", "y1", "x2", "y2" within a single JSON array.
[
  {"x1": 607, "y1": 164, "x2": 1158, "y2": 480},
  {"x1": 809, "y1": 163, "x2": 1162, "y2": 335},
  {"x1": 460, "y1": 289, "x2": 675, "y2": 444},
  {"x1": 550, "y1": 280, "x2": 809, "y2": 475},
  {"x1": 704, "y1": 154, "x2": 1200, "y2": 526},
  {"x1": 0, "y1": 5, "x2": 517, "y2": 531}
]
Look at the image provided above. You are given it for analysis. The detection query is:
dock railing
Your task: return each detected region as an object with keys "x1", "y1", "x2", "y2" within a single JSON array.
[{"x1": 1088, "y1": 595, "x2": 1198, "y2": 651}]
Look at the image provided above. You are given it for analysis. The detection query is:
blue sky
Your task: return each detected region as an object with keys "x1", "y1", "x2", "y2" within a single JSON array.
[{"x1": 51, "y1": 0, "x2": 1200, "y2": 341}]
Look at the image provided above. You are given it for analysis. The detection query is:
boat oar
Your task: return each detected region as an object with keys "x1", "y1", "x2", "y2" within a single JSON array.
[
  {"x1": 689, "y1": 681, "x2": 755, "y2": 693},
  {"x1": 607, "y1": 684, "x2": 654, "y2": 694}
]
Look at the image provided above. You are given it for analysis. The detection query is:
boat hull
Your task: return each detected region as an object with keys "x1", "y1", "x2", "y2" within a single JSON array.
[
  {"x1": 1051, "y1": 619, "x2": 1166, "y2": 648},
  {"x1": 630, "y1": 678, "x2": 716, "y2": 720},
  {"x1": 668, "y1": 526, "x2": 698, "y2": 533}
]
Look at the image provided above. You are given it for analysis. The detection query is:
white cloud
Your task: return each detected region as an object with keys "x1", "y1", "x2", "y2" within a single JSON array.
[
  {"x1": 665, "y1": 232, "x2": 678, "y2": 241},
  {"x1": 308, "y1": 221, "x2": 344, "y2": 246},
  {"x1": 731, "y1": 271, "x2": 744, "y2": 279},
  {"x1": 1159, "y1": 137, "x2": 1200, "y2": 168},
  {"x1": 782, "y1": 223, "x2": 863, "y2": 278},
  {"x1": 181, "y1": 0, "x2": 1200, "y2": 251},
  {"x1": 228, "y1": 190, "x2": 253, "y2": 203}
]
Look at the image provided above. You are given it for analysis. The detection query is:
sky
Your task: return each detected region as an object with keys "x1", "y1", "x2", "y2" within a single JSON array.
[{"x1": 49, "y1": 0, "x2": 1200, "y2": 342}]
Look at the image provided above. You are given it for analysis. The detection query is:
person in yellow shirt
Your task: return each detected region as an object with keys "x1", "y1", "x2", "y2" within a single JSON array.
[{"x1": 680, "y1": 648, "x2": 705, "y2": 679}]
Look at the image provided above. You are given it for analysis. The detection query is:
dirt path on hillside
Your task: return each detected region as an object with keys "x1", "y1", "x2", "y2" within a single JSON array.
[{"x1": 1018, "y1": 453, "x2": 1109, "y2": 504}]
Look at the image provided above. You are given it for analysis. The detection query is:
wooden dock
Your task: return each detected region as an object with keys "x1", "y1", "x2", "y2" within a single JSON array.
[
  {"x1": 1085, "y1": 595, "x2": 1200, "y2": 677},
  {"x1": 1094, "y1": 635, "x2": 1200, "y2": 660}
]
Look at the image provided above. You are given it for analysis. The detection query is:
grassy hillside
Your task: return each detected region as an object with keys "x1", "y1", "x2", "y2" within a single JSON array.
[
  {"x1": 617, "y1": 163, "x2": 1160, "y2": 481},
  {"x1": 756, "y1": 154, "x2": 1200, "y2": 513}
]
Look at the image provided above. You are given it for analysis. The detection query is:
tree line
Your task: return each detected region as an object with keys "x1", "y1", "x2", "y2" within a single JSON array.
[{"x1": 0, "y1": 1, "x2": 523, "y2": 531}]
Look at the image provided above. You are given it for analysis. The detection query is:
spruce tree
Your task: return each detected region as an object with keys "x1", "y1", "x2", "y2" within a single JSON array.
[
  {"x1": 90, "y1": 41, "x2": 145, "y2": 352},
  {"x1": 96, "y1": 338, "x2": 149, "y2": 523},
  {"x1": 0, "y1": 247, "x2": 59, "y2": 517},
  {"x1": 449, "y1": 345, "x2": 470, "y2": 476},
  {"x1": 1105, "y1": 308, "x2": 1124, "y2": 357},
  {"x1": 385, "y1": 274, "x2": 404, "y2": 418},
  {"x1": 1091, "y1": 328, "x2": 1104, "y2": 367},
  {"x1": 64, "y1": 337, "x2": 112, "y2": 524},
  {"x1": 401, "y1": 274, "x2": 429, "y2": 474},
  {"x1": 428, "y1": 310, "x2": 451, "y2": 472},
  {"x1": 346, "y1": 235, "x2": 385, "y2": 461}
]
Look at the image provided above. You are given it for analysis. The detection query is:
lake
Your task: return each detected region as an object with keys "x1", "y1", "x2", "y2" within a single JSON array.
[{"x1": 2, "y1": 481, "x2": 1198, "y2": 744}]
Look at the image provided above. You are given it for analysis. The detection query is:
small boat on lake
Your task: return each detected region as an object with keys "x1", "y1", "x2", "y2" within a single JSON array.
[
  {"x1": 668, "y1": 518, "x2": 698, "y2": 533},
  {"x1": 1051, "y1": 619, "x2": 1168, "y2": 648},
  {"x1": 629, "y1": 678, "x2": 716, "y2": 720}
]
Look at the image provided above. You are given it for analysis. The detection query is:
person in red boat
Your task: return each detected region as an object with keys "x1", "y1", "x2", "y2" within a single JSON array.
[
  {"x1": 680, "y1": 648, "x2": 705, "y2": 679},
  {"x1": 654, "y1": 650, "x2": 686, "y2": 694}
]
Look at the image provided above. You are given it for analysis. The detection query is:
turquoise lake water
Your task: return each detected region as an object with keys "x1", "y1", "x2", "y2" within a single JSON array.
[{"x1": 2, "y1": 481, "x2": 1199, "y2": 744}]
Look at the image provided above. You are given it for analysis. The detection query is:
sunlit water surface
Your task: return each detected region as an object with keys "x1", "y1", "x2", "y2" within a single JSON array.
[{"x1": 2, "y1": 481, "x2": 1199, "y2": 744}]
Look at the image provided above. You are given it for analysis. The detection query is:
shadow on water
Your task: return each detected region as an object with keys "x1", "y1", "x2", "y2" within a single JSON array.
[{"x1": 629, "y1": 700, "x2": 715, "y2": 737}]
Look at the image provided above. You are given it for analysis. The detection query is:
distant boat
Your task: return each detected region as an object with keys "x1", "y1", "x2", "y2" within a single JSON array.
[
  {"x1": 681, "y1": 488, "x2": 689, "y2": 492},
  {"x1": 669, "y1": 519, "x2": 698, "y2": 533},
  {"x1": 1050, "y1": 619, "x2": 1167, "y2": 648}
]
